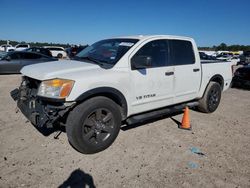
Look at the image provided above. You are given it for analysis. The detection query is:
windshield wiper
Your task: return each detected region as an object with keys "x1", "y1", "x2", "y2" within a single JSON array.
[
  {"x1": 97, "y1": 59, "x2": 113, "y2": 65},
  {"x1": 78, "y1": 56, "x2": 104, "y2": 66},
  {"x1": 74, "y1": 56, "x2": 114, "y2": 68}
]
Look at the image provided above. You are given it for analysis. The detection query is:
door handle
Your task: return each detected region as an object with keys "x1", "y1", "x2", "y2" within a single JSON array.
[
  {"x1": 165, "y1": 71, "x2": 174, "y2": 76},
  {"x1": 193, "y1": 68, "x2": 200, "y2": 72}
]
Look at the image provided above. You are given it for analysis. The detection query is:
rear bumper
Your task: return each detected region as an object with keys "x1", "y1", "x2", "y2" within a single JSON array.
[{"x1": 10, "y1": 88, "x2": 74, "y2": 128}]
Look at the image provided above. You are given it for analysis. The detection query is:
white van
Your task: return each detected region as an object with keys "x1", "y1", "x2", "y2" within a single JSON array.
[{"x1": 43, "y1": 46, "x2": 67, "y2": 58}]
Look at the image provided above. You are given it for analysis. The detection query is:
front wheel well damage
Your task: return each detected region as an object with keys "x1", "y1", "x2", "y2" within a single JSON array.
[{"x1": 74, "y1": 88, "x2": 128, "y2": 120}]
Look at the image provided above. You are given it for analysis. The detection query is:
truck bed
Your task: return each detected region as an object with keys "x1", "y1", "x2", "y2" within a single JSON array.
[{"x1": 198, "y1": 60, "x2": 233, "y2": 98}]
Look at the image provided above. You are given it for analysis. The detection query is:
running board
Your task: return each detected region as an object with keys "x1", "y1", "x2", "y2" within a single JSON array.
[{"x1": 126, "y1": 101, "x2": 199, "y2": 125}]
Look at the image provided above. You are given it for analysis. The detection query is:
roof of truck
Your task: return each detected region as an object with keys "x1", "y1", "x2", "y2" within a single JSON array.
[{"x1": 112, "y1": 35, "x2": 193, "y2": 41}]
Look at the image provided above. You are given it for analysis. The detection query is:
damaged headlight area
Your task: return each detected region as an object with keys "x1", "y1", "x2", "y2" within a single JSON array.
[
  {"x1": 10, "y1": 77, "x2": 75, "y2": 129},
  {"x1": 38, "y1": 79, "x2": 74, "y2": 99}
]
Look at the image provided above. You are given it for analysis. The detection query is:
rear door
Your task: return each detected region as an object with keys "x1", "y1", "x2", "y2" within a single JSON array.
[
  {"x1": 130, "y1": 39, "x2": 174, "y2": 114},
  {"x1": 169, "y1": 40, "x2": 201, "y2": 103}
]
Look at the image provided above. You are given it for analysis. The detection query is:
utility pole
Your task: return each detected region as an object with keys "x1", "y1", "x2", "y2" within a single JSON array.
[{"x1": 4, "y1": 40, "x2": 10, "y2": 52}]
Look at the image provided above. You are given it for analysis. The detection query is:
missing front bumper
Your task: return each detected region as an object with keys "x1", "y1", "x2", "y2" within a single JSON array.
[{"x1": 11, "y1": 88, "x2": 73, "y2": 128}]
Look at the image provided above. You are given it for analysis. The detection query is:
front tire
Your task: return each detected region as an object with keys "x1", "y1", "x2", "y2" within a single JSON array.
[
  {"x1": 197, "y1": 81, "x2": 222, "y2": 113},
  {"x1": 66, "y1": 96, "x2": 122, "y2": 154}
]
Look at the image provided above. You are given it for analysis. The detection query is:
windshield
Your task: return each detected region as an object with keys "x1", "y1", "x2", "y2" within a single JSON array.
[{"x1": 76, "y1": 38, "x2": 139, "y2": 65}]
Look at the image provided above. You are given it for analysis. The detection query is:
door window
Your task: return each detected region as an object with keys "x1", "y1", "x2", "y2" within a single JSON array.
[{"x1": 132, "y1": 40, "x2": 169, "y2": 68}]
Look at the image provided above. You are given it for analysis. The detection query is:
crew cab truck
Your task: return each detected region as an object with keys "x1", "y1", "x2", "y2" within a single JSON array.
[{"x1": 11, "y1": 35, "x2": 232, "y2": 154}]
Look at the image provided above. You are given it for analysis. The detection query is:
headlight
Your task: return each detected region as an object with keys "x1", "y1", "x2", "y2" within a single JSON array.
[{"x1": 37, "y1": 79, "x2": 74, "y2": 99}]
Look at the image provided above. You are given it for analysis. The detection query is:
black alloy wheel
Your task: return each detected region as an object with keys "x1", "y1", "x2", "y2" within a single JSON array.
[
  {"x1": 66, "y1": 96, "x2": 122, "y2": 154},
  {"x1": 197, "y1": 81, "x2": 222, "y2": 113},
  {"x1": 208, "y1": 88, "x2": 220, "y2": 110},
  {"x1": 82, "y1": 108, "x2": 115, "y2": 145}
]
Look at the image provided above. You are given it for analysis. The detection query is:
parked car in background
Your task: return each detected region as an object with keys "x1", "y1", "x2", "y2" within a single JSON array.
[
  {"x1": 199, "y1": 52, "x2": 217, "y2": 60},
  {"x1": 15, "y1": 44, "x2": 30, "y2": 51},
  {"x1": 0, "y1": 44, "x2": 15, "y2": 52},
  {"x1": 0, "y1": 51, "x2": 57, "y2": 74},
  {"x1": 215, "y1": 52, "x2": 240, "y2": 65},
  {"x1": 199, "y1": 51, "x2": 217, "y2": 57},
  {"x1": 238, "y1": 51, "x2": 250, "y2": 65},
  {"x1": 43, "y1": 46, "x2": 67, "y2": 58},
  {"x1": 232, "y1": 65, "x2": 250, "y2": 89},
  {"x1": 230, "y1": 56, "x2": 240, "y2": 66},
  {"x1": 231, "y1": 51, "x2": 241, "y2": 57},
  {"x1": 25, "y1": 47, "x2": 52, "y2": 57},
  {"x1": 0, "y1": 51, "x2": 7, "y2": 59},
  {"x1": 216, "y1": 52, "x2": 234, "y2": 61},
  {"x1": 66, "y1": 45, "x2": 88, "y2": 58}
]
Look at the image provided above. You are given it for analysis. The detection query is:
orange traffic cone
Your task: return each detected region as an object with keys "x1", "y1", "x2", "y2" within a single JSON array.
[{"x1": 179, "y1": 106, "x2": 191, "y2": 130}]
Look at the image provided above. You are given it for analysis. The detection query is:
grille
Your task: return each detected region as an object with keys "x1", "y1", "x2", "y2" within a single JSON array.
[
  {"x1": 22, "y1": 76, "x2": 41, "y2": 90},
  {"x1": 20, "y1": 76, "x2": 41, "y2": 99}
]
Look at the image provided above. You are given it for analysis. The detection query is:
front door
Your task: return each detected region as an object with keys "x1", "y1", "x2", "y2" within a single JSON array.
[{"x1": 130, "y1": 39, "x2": 174, "y2": 115}]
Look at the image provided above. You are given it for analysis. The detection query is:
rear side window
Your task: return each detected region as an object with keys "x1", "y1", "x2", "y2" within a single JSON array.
[
  {"x1": 49, "y1": 48, "x2": 64, "y2": 51},
  {"x1": 17, "y1": 44, "x2": 28, "y2": 48},
  {"x1": 170, "y1": 40, "x2": 195, "y2": 65}
]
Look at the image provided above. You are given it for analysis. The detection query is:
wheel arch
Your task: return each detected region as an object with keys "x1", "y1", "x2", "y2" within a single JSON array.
[
  {"x1": 75, "y1": 87, "x2": 128, "y2": 120},
  {"x1": 199, "y1": 74, "x2": 224, "y2": 100},
  {"x1": 209, "y1": 74, "x2": 224, "y2": 90}
]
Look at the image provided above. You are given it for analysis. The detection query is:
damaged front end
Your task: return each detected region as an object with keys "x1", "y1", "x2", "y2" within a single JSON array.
[{"x1": 10, "y1": 76, "x2": 74, "y2": 128}]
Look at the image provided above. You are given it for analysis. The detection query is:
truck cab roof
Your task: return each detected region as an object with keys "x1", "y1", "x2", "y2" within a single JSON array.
[{"x1": 112, "y1": 35, "x2": 194, "y2": 41}]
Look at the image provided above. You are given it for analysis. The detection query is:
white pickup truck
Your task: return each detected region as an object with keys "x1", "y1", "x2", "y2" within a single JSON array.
[{"x1": 11, "y1": 35, "x2": 233, "y2": 154}]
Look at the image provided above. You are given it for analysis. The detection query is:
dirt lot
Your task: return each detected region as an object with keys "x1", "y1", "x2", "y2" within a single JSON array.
[{"x1": 0, "y1": 75, "x2": 250, "y2": 188}]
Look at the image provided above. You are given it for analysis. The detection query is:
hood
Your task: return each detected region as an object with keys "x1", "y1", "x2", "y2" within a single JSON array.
[{"x1": 21, "y1": 60, "x2": 100, "y2": 80}]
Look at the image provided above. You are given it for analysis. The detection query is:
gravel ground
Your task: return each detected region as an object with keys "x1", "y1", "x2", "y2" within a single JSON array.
[{"x1": 0, "y1": 75, "x2": 250, "y2": 188}]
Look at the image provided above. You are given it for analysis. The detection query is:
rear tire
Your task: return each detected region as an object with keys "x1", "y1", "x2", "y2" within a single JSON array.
[
  {"x1": 197, "y1": 81, "x2": 222, "y2": 113},
  {"x1": 66, "y1": 96, "x2": 122, "y2": 154}
]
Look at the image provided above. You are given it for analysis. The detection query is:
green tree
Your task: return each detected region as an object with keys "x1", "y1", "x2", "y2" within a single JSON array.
[{"x1": 216, "y1": 43, "x2": 227, "y2": 51}]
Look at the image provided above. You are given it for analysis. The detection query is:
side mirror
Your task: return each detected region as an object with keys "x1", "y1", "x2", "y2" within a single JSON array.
[{"x1": 131, "y1": 55, "x2": 152, "y2": 69}]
